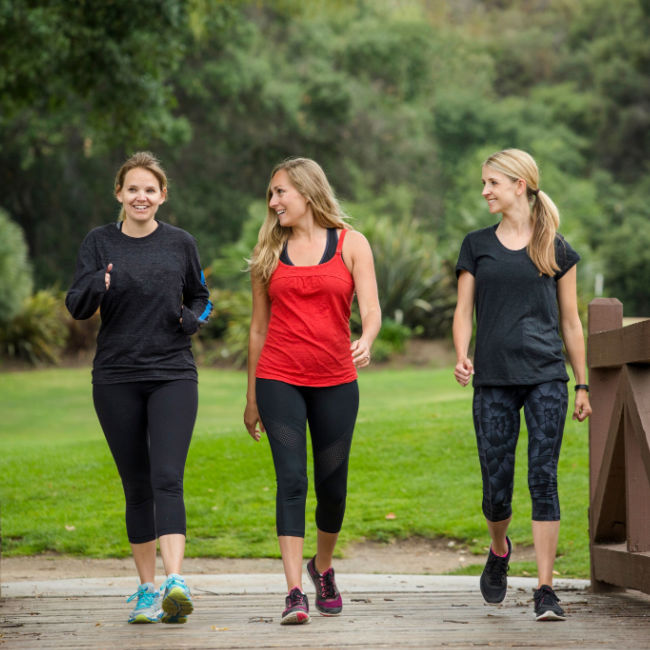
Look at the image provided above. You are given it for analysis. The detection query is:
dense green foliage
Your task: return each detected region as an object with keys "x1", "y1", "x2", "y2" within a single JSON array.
[
  {"x1": 1, "y1": 0, "x2": 648, "y2": 319},
  {"x1": 0, "y1": 366, "x2": 592, "y2": 578},
  {"x1": 0, "y1": 209, "x2": 32, "y2": 322}
]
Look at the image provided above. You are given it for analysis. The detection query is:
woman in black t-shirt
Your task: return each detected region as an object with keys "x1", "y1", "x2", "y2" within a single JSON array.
[{"x1": 452, "y1": 148, "x2": 591, "y2": 622}]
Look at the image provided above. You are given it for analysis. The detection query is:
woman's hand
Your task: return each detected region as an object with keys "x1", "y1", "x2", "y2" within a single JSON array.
[
  {"x1": 454, "y1": 357, "x2": 474, "y2": 386},
  {"x1": 244, "y1": 401, "x2": 265, "y2": 441},
  {"x1": 104, "y1": 263, "x2": 113, "y2": 290},
  {"x1": 573, "y1": 389, "x2": 592, "y2": 422},
  {"x1": 351, "y1": 338, "x2": 372, "y2": 368}
]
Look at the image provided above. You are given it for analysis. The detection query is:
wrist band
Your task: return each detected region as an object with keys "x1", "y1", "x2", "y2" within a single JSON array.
[{"x1": 575, "y1": 384, "x2": 589, "y2": 392}]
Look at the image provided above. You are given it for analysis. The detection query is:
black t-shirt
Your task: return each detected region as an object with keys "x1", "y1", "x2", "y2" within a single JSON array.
[
  {"x1": 455, "y1": 224, "x2": 580, "y2": 387},
  {"x1": 65, "y1": 221, "x2": 211, "y2": 384}
]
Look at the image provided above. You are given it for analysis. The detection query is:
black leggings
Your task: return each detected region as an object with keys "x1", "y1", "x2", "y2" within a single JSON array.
[
  {"x1": 255, "y1": 378, "x2": 359, "y2": 537},
  {"x1": 472, "y1": 381, "x2": 568, "y2": 522},
  {"x1": 92, "y1": 380, "x2": 198, "y2": 544}
]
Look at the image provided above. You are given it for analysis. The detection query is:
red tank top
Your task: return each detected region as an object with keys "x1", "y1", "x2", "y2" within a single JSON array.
[{"x1": 256, "y1": 229, "x2": 357, "y2": 387}]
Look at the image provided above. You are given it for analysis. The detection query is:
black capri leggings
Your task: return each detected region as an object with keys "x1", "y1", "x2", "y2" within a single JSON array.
[
  {"x1": 472, "y1": 381, "x2": 568, "y2": 523},
  {"x1": 92, "y1": 379, "x2": 198, "y2": 544},
  {"x1": 255, "y1": 378, "x2": 359, "y2": 537}
]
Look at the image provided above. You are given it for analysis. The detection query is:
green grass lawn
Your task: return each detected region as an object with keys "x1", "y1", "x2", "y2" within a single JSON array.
[{"x1": 0, "y1": 365, "x2": 591, "y2": 577}]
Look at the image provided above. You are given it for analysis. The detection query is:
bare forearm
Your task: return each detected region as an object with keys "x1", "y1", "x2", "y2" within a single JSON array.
[
  {"x1": 453, "y1": 310, "x2": 473, "y2": 362},
  {"x1": 246, "y1": 330, "x2": 266, "y2": 402},
  {"x1": 562, "y1": 320, "x2": 587, "y2": 384},
  {"x1": 360, "y1": 306, "x2": 382, "y2": 348}
]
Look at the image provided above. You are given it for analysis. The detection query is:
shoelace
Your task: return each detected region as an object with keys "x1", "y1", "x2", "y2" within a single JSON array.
[
  {"x1": 127, "y1": 587, "x2": 155, "y2": 609},
  {"x1": 319, "y1": 571, "x2": 337, "y2": 599},
  {"x1": 287, "y1": 589, "x2": 306, "y2": 607},
  {"x1": 535, "y1": 586, "x2": 560, "y2": 607}
]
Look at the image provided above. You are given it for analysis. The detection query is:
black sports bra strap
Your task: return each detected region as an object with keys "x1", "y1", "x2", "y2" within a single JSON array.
[{"x1": 280, "y1": 228, "x2": 338, "y2": 266}]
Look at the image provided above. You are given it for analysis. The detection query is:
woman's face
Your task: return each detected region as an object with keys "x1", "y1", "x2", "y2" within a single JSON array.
[
  {"x1": 116, "y1": 167, "x2": 166, "y2": 224},
  {"x1": 268, "y1": 169, "x2": 311, "y2": 227},
  {"x1": 481, "y1": 165, "x2": 519, "y2": 214}
]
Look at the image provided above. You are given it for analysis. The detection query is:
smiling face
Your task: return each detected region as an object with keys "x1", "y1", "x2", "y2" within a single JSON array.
[
  {"x1": 481, "y1": 165, "x2": 523, "y2": 214},
  {"x1": 267, "y1": 169, "x2": 311, "y2": 227},
  {"x1": 115, "y1": 167, "x2": 166, "y2": 225}
]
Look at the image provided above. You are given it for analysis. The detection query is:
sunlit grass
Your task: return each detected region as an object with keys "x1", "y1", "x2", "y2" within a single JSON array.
[{"x1": 0, "y1": 366, "x2": 590, "y2": 577}]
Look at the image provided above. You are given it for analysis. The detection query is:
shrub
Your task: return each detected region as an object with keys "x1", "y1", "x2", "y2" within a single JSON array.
[
  {"x1": 0, "y1": 290, "x2": 68, "y2": 364},
  {"x1": 352, "y1": 202, "x2": 456, "y2": 338},
  {"x1": 0, "y1": 209, "x2": 33, "y2": 324},
  {"x1": 202, "y1": 288, "x2": 252, "y2": 368}
]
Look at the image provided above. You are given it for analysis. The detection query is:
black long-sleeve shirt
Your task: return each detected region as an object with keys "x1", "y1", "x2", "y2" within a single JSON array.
[{"x1": 66, "y1": 221, "x2": 212, "y2": 384}]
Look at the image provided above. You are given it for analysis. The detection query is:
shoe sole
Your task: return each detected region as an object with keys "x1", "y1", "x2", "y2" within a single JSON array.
[
  {"x1": 162, "y1": 586, "x2": 194, "y2": 622},
  {"x1": 479, "y1": 576, "x2": 507, "y2": 603},
  {"x1": 128, "y1": 614, "x2": 160, "y2": 624},
  {"x1": 162, "y1": 614, "x2": 188, "y2": 624},
  {"x1": 535, "y1": 610, "x2": 566, "y2": 621},
  {"x1": 314, "y1": 604, "x2": 342, "y2": 616},
  {"x1": 281, "y1": 611, "x2": 310, "y2": 625}
]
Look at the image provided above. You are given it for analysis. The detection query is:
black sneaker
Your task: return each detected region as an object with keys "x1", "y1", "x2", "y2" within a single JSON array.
[
  {"x1": 281, "y1": 587, "x2": 310, "y2": 625},
  {"x1": 533, "y1": 584, "x2": 566, "y2": 621},
  {"x1": 479, "y1": 536, "x2": 511, "y2": 603}
]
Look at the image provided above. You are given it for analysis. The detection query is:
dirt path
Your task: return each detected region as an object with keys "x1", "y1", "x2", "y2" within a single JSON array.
[{"x1": 1, "y1": 538, "x2": 537, "y2": 582}]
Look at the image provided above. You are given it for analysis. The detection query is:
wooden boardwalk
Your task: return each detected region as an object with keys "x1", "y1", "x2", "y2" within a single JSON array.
[{"x1": 2, "y1": 575, "x2": 650, "y2": 649}]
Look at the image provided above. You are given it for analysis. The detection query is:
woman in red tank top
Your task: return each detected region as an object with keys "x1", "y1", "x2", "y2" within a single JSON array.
[{"x1": 244, "y1": 158, "x2": 381, "y2": 625}]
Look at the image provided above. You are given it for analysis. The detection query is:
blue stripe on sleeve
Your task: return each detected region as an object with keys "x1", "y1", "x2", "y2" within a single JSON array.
[{"x1": 199, "y1": 300, "x2": 213, "y2": 323}]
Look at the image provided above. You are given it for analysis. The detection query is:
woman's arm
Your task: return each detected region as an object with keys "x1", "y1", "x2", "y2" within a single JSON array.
[
  {"x1": 452, "y1": 270, "x2": 475, "y2": 387},
  {"x1": 65, "y1": 235, "x2": 109, "y2": 320},
  {"x1": 343, "y1": 230, "x2": 381, "y2": 367},
  {"x1": 244, "y1": 275, "x2": 271, "y2": 440},
  {"x1": 180, "y1": 238, "x2": 212, "y2": 334},
  {"x1": 558, "y1": 266, "x2": 592, "y2": 422}
]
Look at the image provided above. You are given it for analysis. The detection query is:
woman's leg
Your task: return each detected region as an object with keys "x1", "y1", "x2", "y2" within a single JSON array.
[
  {"x1": 93, "y1": 383, "x2": 157, "y2": 584},
  {"x1": 306, "y1": 381, "x2": 359, "y2": 570},
  {"x1": 523, "y1": 381, "x2": 568, "y2": 587},
  {"x1": 472, "y1": 386, "x2": 523, "y2": 550},
  {"x1": 532, "y1": 520, "x2": 561, "y2": 586},
  {"x1": 146, "y1": 379, "x2": 198, "y2": 577},
  {"x1": 256, "y1": 379, "x2": 309, "y2": 592}
]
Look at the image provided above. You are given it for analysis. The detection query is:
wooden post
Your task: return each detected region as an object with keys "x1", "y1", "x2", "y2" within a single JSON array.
[{"x1": 588, "y1": 298, "x2": 624, "y2": 593}]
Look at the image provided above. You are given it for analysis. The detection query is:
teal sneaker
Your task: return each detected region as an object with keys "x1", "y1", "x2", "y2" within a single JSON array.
[
  {"x1": 161, "y1": 574, "x2": 193, "y2": 624},
  {"x1": 127, "y1": 583, "x2": 162, "y2": 624}
]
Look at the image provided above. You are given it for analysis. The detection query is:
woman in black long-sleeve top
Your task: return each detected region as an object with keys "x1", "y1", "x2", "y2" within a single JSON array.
[{"x1": 66, "y1": 151, "x2": 211, "y2": 625}]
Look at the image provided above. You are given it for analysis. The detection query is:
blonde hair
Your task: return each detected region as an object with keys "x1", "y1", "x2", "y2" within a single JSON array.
[
  {"x1": 249, "y1": 158, "x2": 351, "y2": 285},
  {"x1": 114, "y1": 151, "x2": 168, "y2": 222},
  {"x1": 484, "y1": 148, "x2": 560, "y2": 277}
]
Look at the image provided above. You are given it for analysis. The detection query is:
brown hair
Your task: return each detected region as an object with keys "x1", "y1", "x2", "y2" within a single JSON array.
[
  {"x1": 114, "y1": 151, "x2": 168, "y2": 222},
  {"x1": 484, "y1": 148, "x2": 560, "y2": 276}
]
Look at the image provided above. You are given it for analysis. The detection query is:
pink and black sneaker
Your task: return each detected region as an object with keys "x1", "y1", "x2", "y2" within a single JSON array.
[
  {"x1": 281, "y1": 586, "x2": 310, "y2": 625},
  {"x1": 307, "y1": 555, "x2": 343, "y2": 616}
]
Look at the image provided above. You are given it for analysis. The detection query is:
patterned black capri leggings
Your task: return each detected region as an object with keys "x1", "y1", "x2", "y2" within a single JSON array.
[{"x1": 472, "y1": 381, "x2": 568, "y2": 522}]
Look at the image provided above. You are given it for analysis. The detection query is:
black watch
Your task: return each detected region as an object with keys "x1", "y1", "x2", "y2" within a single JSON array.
[{"x1": 574, "y1": 384, "x2": 589, "y2": 392}]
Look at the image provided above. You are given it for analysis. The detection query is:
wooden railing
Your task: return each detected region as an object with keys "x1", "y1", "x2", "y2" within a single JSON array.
[{"x1": 588, "y1": 298, "x2": 650, "y2": 594}]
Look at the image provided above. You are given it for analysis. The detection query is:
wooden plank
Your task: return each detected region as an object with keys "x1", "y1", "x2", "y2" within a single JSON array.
[
  {"x1": 625, "y1": 367, "x2": 650, "y2": 552},
  {"x1": 589, "y1": 367, "x2": 623, "y2": 497},
  {"x1": 590, "y1": 372, "x2": 627, "y2": 543},
  {"x1": 2, "y1": 587, "x2": 650, "y2": 649},
  {"x1": 591, "y1": 544, "x2": 650, "y2": 595},
  {"x1": 589, "y1": 320, "x2": 650, "y2": 368},
  {"x1": 589, "y1": 328, "x2": 625, "y2": 368}
]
